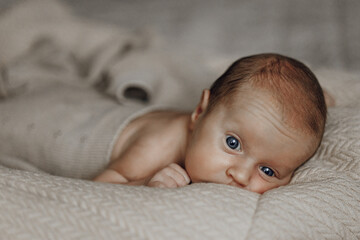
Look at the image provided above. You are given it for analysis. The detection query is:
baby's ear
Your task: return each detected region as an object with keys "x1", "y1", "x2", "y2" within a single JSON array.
[{"x1": 190, "y1": 89, "x2": 210, "y2": 130}]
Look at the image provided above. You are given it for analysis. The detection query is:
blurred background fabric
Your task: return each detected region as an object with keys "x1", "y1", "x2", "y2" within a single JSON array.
[
  {"x1": 1, "y1": 0, "x2": 358, "y2": 72},
  {"x1": 0, "y1": 0, "x2": 358, "y2": 109}
]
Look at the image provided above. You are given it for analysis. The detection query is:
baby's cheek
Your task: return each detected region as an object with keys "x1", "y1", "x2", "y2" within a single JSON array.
[
  {"x1": 184, "y1": 158, "x2": 204, "y2": 182},
  {"x1": 250, "y1": 177, "x2": 291, "y2": 194},
  {"x1": 248, "y1": 178, "x2": 277, "y2": 194},
  {"x1": 185, "y1": 154, "x2": 212, "y2": 183},
  {"x1": 184, "y1": 155, "x2": 198, "y2": 181}
]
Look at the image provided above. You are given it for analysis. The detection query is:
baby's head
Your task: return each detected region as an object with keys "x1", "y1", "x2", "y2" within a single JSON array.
[{"x1": 184, "y1": 53, "x2": 327, "y2": 193}]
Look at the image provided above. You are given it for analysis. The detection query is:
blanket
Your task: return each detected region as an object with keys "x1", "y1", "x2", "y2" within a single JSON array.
[{"x1": 0, "y1": 0, "x2": 359, "y2": 239}]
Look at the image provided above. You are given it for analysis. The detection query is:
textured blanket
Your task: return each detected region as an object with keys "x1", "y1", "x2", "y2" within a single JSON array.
[{"x1": 0, "y1": 0, "x2": 359, "y2": 239}]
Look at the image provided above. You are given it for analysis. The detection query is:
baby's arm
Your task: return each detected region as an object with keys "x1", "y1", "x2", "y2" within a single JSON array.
[
  {"x1": 94, "y1": 163, "x2": 190, "y2": 187},
  {"x1": 94, "y1": 164, "x2": 190, "y2": 187},
  {"x1": 93, "y1": 111, "x2": 191, "y2": 187}
]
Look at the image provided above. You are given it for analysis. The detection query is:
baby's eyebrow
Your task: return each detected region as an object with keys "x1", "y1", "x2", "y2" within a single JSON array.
[{"x1": 264, "y1": 160, "x2": 293, "y2": 176}]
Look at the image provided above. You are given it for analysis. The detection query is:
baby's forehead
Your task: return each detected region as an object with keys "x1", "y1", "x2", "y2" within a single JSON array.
[
  {"x1": 226, "y1": 87, "x2": 317, "y2": 138},
  {"x1": 228, "y1": 86, "x2": 279, "y2": 110},
  {"x1": 232, "y1": 83, "x2": 302, "y2": 103}
]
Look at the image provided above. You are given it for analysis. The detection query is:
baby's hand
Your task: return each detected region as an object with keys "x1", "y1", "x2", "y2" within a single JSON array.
[{"x1": 147, "y1": 163, "x2": 191, "y2": 188}]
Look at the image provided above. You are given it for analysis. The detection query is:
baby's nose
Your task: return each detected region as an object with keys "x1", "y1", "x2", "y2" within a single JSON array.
[{"x1": 226, "y1": 166, "x2": 251, "y2": 187}]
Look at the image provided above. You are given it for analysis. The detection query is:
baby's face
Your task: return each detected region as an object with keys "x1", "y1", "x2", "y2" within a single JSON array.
[{"x1": 184, "y1": 90, "x2": 316, "y2": 194}]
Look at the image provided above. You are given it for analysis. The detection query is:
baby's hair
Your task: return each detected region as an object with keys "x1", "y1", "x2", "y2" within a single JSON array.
[{"x1": 208, "y1": 53, "x2": 327, "y2": 139}]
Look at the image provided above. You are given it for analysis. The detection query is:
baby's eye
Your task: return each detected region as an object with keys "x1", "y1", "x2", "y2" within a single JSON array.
[
  {"x1": 259, "y1": 166, "x2": 275, "y2": 177},
  {"x1": 225, "y1": 135, "x2": 241, "y2": 151}
]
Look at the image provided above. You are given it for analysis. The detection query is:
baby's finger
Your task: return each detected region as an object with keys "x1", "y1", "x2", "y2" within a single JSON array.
[
  {"x1": 162, "y1": 165, "x2": 189, "y2": 187},
  {"x1": 147, "y1": 170, "x2": 178, "y2": 188},
  {"x1": 148, "y1": 176, "x2": 178, "y2": 188},
  {"x1": 168, "y1": 163, "x2": 191, "y2": 184},
  {"x1": 147, "y1": 181, "x2": 166, "y2": 188},
  {"x1": 164, "y1": 177, "x2": 180, "y2": 188}
]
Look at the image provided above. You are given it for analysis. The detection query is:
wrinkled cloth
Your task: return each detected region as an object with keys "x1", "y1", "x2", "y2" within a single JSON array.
[{"x1": 0, "y1": 0, "x2": 205, "y2": 178}]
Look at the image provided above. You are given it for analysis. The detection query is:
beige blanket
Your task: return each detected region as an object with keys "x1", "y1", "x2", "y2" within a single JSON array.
[{"x1": 0, "y1": 0, "x2": 359, "y2": 239}]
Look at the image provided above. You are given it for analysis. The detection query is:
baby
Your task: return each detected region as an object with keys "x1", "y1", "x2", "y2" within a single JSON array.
[{"x1": 94, "y1": 53, "x2": 328, "y2": 194}]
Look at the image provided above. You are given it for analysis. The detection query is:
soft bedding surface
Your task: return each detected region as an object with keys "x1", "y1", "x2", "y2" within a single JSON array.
[
  {"x1": 0, "y1": 1, "x2": 360, "y2": 239},
  {"x1": 1, "y1": 87, "x2": 360, "y2": 240}
]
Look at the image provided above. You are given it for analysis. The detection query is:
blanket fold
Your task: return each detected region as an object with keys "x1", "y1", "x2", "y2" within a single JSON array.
[{"x1": 0, "y1": 0, "x2": 177, "y2": 105}]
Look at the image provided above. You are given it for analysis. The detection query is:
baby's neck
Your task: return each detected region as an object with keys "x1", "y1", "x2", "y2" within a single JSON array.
[{"x1": 171, "y1": 112, "x2": 191, "y2": 168}]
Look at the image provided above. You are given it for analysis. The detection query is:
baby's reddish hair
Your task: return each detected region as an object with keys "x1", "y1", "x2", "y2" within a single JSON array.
[{"x1": 208, "y1": 53, "x2": 327, "y2": 139}]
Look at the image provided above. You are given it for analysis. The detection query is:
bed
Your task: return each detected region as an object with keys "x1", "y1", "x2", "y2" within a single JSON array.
[{"x1": 0, "y1": 0, "x2": 359, "y2": 239}]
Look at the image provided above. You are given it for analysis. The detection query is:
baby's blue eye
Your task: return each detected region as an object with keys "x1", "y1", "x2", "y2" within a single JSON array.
[
  {"x1": 226, "y1": 135, "x2": 241, "y2": 151},
  {"x1": 260, "y1": 166, "x2": 275, "y2": 177}
]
